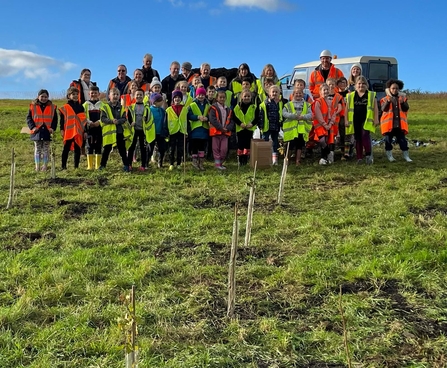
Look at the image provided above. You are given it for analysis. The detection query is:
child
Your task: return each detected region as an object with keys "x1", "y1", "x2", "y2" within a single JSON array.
[
  {"x1": 282, "y1": 89, "x2": 312, "y2": 166},
  {"x1": 206, "y1": 85, "x2": 217, "y2": 160},
  {"x1": 59, "y1": 87, "x2": 86, "y2": 170},
  {"x1": 232, "y1": 77, "x2": 253, "y2": 107},
  {"x1": 326, "y1": 78, "x2": 344, "y2": 164},
  {"x1": 189, "y1": 75, "x2": 201, "y2": 98},
  {"x1": 208, "y1": 90, "x2": 234, "y2": 170},
  {"x1": 312, "y1": 83, "x2": 332, "y2": 165},
  {"x1": 187, "y1": 87, "x2": 210, "y2": 170},
  {"x1": 217, "y1": 76, "x2": 233, "y2": 108},
  {"x1": 83, "y1": 86, "x2": 103, "y2": 170},
  {"x1": 257, "y1": 77, "x2": 275, "y2": 105},
  {"x1": 150, "y1": 93, "x2": 169, "y2": 168},
  {"x1": 380, "y1": 79, "x2": 411, "y2": 162},
  {"x1": 232, "y1": 90, "x2": 259, "y2": 165},
  {"x1": 259, "y1": 85, "x2": 284, "y2": 165},
  {"x1": 127, "y1": 89, "x2": 153, "y2": 171},
  {"x1": 100, "y1": 87, "x2": 133, "y2": 171},
  {"x1": 292, "y1": 79, "x2": 313, "y2": 103},
  {"x1": 166, "y1": 89, "x2": 188, "y2": 170},
  {"x1": 26, "y1": 89, "x2": 58, "y2": 172},
  {"x1": 176, "y1": 80, "x2": 193, "y2": 108},
  {"x1": 336, "y1": 77, "x2": 352, "y2": 160},
  {"x1": 344, "y1": 76, "x2": 379, "y2": 164},
  {"x1": 121, "y1": 81, "x2": 138, "y2": 110}
]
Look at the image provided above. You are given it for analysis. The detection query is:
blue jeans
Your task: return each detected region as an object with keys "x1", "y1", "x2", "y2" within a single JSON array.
[{"x1": 263, "y1": 130, "x2": 279, "y2": 153}]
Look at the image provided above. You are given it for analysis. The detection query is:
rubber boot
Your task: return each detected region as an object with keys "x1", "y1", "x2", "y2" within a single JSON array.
[
  {"x1": 403, "y1": 150, "x2": 413, "y2": 162},
  {"x1": 272, "y1": 153, "x2": 278, "y2": 166},
  {"x1": 295, "y1": 149, "x2": 302, "y2": 166},
  {"x1": 87, "y1": 154, "x2": 94, "y2": 170},
  {"x1": 192, "y1": 155, "x2": 199, "y2": 170},
  {"x1": 386, "y1": 150, "x2": 396, "y2": 162},
  {"x1": 198, "y1": 157, "x2": 205, "y2": 171},
  {"x1": 95, "y1": 154, "x2": 102, "y2": 169},
  {"x1": 327, "y1": 151, "x2": 334, "y2": 164}
]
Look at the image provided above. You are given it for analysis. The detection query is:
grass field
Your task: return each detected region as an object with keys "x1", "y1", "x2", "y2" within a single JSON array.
[{"x1": 0, "y1": 95, "x2": 446, "y2": 367}]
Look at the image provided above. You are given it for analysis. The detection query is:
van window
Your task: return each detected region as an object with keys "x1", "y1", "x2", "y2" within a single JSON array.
[
  {"x1": 291, "y1": 68, "x2": 307, "y2": 85},
  {"x1": 369, "y1": 62, "x2": 389, "y2": 80}
]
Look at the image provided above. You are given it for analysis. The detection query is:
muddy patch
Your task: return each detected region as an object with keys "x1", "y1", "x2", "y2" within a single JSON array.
[
  {"x1": 47, "y1": 177, "x2": 85, "y2": 187},
  {"x1": 4, "y1": 231, "x2": 57, "y2": 251},
  {"x1": 409, "y1": 204, "x2": 447, "y2": 226},
  {"x1": 338, "y1": 278, "x2": 447, "y2": 338},
  {"x1": 428, "y1": 177, "x2": 447, "y2": 190},
  {"x1": 57, "y1": 199, "x2": 93, "y2": 220}
]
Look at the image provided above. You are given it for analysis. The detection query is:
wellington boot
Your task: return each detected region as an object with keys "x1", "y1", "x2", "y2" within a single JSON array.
[
  {"x1": 87, "y1": 154, "x2": 94, "y2": 170},
  {"x1": 95, "y1": 154, "x2": 102, "y2": 169},
  {"x1": 403, "y1": 150, "x2": 413, "y2": 162},
  {"x1": 386, "y1": 150, "x2": 396, "y2": 162}
]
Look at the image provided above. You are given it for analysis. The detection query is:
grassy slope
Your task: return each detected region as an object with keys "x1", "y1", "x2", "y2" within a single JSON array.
[{"x1": 0, "y1": 96, "x2": 446, "y2": 367}]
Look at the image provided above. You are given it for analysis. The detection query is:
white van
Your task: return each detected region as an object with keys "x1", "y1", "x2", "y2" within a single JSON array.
[{"x1": 280, "y1": 56, "x2": 398, "y2": 101}]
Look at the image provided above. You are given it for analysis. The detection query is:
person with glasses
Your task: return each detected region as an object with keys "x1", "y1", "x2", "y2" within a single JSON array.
[{"x1": 106, "y1": 65, "x2": 131, "y2": 100}]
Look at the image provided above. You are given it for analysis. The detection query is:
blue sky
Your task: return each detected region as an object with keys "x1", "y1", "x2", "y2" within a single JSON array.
[{"x1": 0, "y1": 0, "x2": 444, "y2": 98}]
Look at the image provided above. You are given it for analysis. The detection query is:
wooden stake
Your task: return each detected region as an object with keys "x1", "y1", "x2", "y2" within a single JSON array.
[
  {"x1": 50, "y1": 145, "x2": 56, "y2": 179},
  {"x1": 277, "y1": 142, "x2": 290, "y2": 205},
  {"x1": 125, "y1": 285, "x2": 138, "y2": 368},
  {"x1": 244, "y1": 161, "x2": 257, "y2": 248},
  {"x1": 227, "y1": 204, "x2": 239, "y2": 318},
  {"x1": 339, "y1": 285, "x2": 352, "y2": 368},
  {"x1": 183, "y1": 131, "x2": 187, "y2": 176},
  {"x1": 6, "y1": 148, "x2": 15, "y2": 209}
]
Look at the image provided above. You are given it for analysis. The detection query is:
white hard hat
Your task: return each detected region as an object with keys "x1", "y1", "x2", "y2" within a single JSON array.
[{"x1": 319, "y1": 50, "x2": 332, "y2": 58}]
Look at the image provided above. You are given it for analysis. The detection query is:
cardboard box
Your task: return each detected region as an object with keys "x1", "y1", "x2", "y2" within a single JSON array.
[{"x1": 250, "y1": 139, "x2": 272, "y2": 168}]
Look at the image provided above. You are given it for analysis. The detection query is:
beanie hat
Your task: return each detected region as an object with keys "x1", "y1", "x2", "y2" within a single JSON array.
[
  {"x1": 150, "y1": 93, "x2": 163, "y2": 105},
  {"x1": 350, "y1": 63, "x2": 362, "y2": 74},
  {"x1": 172, "y1": 89, "x2": 183, "y2": 100},
  {"x1": 38, "y1": 89, "x2": 49, "y2": 97},
  {"x1": 195, "y1": 87, "x2": 206, "y2": 96},
  {"x1": 150, "y1": 77, "x2": 162, "y2": 88},
  {"x1": 182, "y1": 62, "x2": 192, "y2": 71}
]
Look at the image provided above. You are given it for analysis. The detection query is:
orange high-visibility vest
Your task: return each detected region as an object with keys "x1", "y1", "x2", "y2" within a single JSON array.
[
  {"x1": 312, "y1": 98, "x2": 329, "y2": 140},
  {"x1": 59, "y1": 104, "x2": 86, "y2": 150},
  {"x1": 209, "y1": 106, "x2": 232, "y2": 137},
  {"x1": 380, "y1": 96, "x2": 409, "y2": 135},
  {"x1": 309, "y1": 65, "x2": 344, "y2": 99},
  {"x1": 121, "y1": 94, "x2": 136, "y2": 110},
  {"x1": 30, "y1": 103, "x2": 56, "y2": 133}
]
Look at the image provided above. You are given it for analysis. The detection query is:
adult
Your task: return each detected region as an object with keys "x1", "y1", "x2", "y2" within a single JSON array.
[
  {"x1": 309, "y1": 50, "x2": 344, "y2": 99},
  {"x1": 124, "y1": 69, "x2": 150, "y2": 95},
  {"x1": 69, "y1": 68, "x2": 97, "y2": 104},
  {"x1": 257, "y1": 63, "x2": 280, "y2": 102},
  {"x1": 230, "y1": 63, "x2": 258, "y2": 96},
  {"x1": 181, "y1": 62, "x2": 194, "y2": 83},
  {"x1": 106, "y1": 64, "x2": 131, "y2": 99},
  {"x1": 161, "y1": 61, "x2": 185, "y2": 105},
  {"x1": 198, "y1": 63, "x2": 217, "y2": 89},
  {"x1": 141, "y1": 53, "x2": 160, "y2": 84}
]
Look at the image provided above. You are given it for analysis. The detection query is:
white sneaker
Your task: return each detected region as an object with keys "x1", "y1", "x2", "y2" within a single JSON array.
[{"x1": 319, "y1": 158, "x2": 328, "y2": 165}]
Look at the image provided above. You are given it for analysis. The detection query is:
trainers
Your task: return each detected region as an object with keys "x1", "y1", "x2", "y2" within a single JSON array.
[
  {"x1": 139, "y1": 166, "x2": 145, "y2": 172},
  {"x1": 40, "y1": 165, "x2": 47, "y2": 172},
  {"x1": 99, "y1": 166, "x2": 106, "y2": 170},
  {"x1": 123, "y1": 165, "x2": 130, "y2": 172},
  {"x1": 357, "y1": 159, "x2": 363, "y2": 164},
  {"x1": 319, "y1": 158, "x2": 328, "y2": 165},
  {"x1": 169, "y1": 165, "x2": 174, "y2": 171},
  {"x1": 366, "y1": 155, "x2": 374, "y2": 165}
]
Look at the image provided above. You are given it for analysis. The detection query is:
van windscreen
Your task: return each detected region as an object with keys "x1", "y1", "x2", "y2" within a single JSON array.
[{"x1": 369, "y1": 62, "x2": 389, "y2": 80}]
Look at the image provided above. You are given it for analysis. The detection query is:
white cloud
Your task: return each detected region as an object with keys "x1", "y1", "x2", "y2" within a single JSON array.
[
  {"x1": 0, "y1": 48, "x2": 76, "y2": 82},
  {"x1": 224, "y1": 0, "x2": 293, "y2": 11},
  {"x1": 168, "y1": 0, "x2": 184, "y2": 6}
]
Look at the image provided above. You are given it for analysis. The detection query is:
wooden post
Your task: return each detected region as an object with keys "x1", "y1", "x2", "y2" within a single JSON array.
[
  {"x1": 277, "y1": 142, "x2": 290, "y2": 205},
  {"x1": 339, "y1": 285, "x2": 352, "y2": 368},
  {"x1": 227, "y1": 204, "x2": 239, "y2": 318},
  {"x1": 183, "y1": 128, "x2": 187, "y2": 176},
  {"x1": 125, "y1": 285, "x2": 138, "y2": 368},
  {"x1": 50, "y1": 145, "x2": 56, "y2": 179},
  {"x1": 244, "y1": 161, "x2": 257, "y2": 248},
  {"x1": 6, "y1": 148, "x2": 15, "y2": 209}
]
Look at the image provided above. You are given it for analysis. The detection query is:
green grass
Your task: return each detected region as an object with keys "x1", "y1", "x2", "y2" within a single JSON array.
[{"x1": 0, "y1": 97, "x2": 447, "y2": 367}]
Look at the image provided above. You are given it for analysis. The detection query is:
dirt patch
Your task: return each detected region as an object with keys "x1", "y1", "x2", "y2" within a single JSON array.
[
  {"x1": 409, "y1": 204, "x2": 447, "y2": 219},
  {"x1": 192, "y1": 197, "x2": 236, "y2": 209},
  {"x1": 428, "y1": 177, "x2": 447, "y2": 190},
  {"x1": 57, "y1": 199, "x2": 93, "y2": 220},
  {"x1": 48, "y1": 177, "x2": 85, "y2": 187},
  {"x1": 338, "y1": 278, "x2": 447, "y2": 338},
  {"x1": 4, "y1": 231, "x2": 57, "y2": 251}
]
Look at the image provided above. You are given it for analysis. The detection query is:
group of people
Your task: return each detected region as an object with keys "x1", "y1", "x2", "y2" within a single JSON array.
[{"x1": 26, "y1": 50, "x2": 412, "y2": 173}]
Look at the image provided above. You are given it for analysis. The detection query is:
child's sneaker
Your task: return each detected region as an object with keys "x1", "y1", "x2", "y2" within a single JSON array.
[
  {"x1": 319, "y1": 158, "x2": 328, "y2": 165},
  {"x1": 139, "y1": 166, "x2": 145, "y2": 172},
  {"x1": 40, "y1": 165, "x2": 47, "y2": 172},
  {"x1": 123, "y1": 165, "x2": 130, "y2": 172}
]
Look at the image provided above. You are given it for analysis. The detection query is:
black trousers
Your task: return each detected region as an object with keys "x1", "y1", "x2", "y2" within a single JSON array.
[
  {"x1": 101, "y1": 133, "x2": 128, "y2": 167},
  {"x1": 169, "y1": 132, "x2": 185, "y2": 166},
  {"x1": 127, "y1": 130, "x2": 147, "y2": 167},
  {"x1": 62, "y1": 139, "x2": 81, "y2": 168}
]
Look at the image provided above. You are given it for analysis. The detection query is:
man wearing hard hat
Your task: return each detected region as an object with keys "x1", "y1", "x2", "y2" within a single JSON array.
[{"x1": 309, "y1": 50, "x2": 344, "y2": 99}]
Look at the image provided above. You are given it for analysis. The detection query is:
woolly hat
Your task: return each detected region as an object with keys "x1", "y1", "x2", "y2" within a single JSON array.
[
  {"x1": 38, "y1": 89, "x2": 49, "y2": 97},
  {"x1": 172, "y1": 89, "x2": 183, "y2": 100},
  {"x1": 182, "y1": 62, "x2": 192, "y2": 71},
  {"x1": 150, "y1": 77, "x2": 162, "y2": 88},
  {"x1": 350, "y1": 63, "x2": 362, "y2": 74},
  {"x1": 150, "y1": 93, "x2": 163, "y2": 104},
  {"x1": 195, "y1": 87, "x2": 206, "y2": 96}
]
